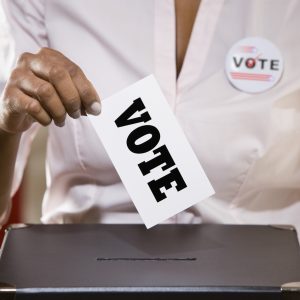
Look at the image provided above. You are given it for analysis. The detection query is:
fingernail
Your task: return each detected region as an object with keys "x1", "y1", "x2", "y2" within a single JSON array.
[
  {"x1": 71, "y1": 109, "x2": 81, "y2": 119},
  {"x1": 55, "y1": 120, "x2": 65, "y2": 127},
  {"x1": 89, "y1": 101, "x2": 101, "y2": 115}
]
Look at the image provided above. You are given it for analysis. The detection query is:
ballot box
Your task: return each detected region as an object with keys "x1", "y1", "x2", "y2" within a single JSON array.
[{"x1": 0, "y1": 224, "x2": 299, "y2": 300}]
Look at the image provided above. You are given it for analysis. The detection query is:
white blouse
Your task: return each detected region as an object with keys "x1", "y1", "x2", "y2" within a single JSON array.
[{"x1": 2, "y1": 0, "x2": 300, "y2": 239}]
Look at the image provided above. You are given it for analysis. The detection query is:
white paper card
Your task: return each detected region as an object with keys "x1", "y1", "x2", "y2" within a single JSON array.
[{"x1": 88, "y1": 75, "x2": 214, "y2": 228}]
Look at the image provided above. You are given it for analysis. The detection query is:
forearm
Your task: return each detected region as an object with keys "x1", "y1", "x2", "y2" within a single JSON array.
[{"x1": 0, "y1": 129, "x2": 21, "y2": 216}]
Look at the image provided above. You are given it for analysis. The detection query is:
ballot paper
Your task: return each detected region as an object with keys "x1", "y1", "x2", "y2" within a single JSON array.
[{"x1": 88, "y1": 75, "x2": 214, "y2": 228}]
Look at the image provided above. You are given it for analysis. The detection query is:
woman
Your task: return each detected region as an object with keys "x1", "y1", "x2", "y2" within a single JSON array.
[{"x1": 0, "y1": 0, "x2": 300, "y2": 239}]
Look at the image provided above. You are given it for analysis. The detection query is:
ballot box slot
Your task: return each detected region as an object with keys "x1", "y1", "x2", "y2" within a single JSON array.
[{"x1": 96, "y1": 257, "x2": 197, "y2": 262}]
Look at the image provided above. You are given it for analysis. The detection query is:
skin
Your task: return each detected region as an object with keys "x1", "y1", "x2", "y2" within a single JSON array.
[
  {"x1": 175, "y1": 0, "x2": 201, "y2": 76},
  {"x1": 0, "y1": 1, "x2": 201, "y2": 218}
]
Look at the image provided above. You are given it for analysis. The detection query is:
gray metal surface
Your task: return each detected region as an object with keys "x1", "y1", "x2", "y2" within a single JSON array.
[{"x1": 0, "y1": 224, "x2": 299, "y2": 299}]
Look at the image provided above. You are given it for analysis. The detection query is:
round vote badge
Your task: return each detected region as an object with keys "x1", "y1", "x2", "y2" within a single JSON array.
[{"x1": 225, "y1": 37, "x2": 283, "y2": 93}]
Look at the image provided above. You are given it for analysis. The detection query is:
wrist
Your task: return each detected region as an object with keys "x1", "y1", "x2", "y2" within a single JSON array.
[
  {"x1": 0, "y1": 126, "x2": 21, "y2": 139},
  {"x1": 0, "y1": 127, "x2": 22, "y2": 145}
]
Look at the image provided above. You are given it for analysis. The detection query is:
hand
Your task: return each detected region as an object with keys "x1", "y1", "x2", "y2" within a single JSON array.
[{"x1": 0, "y1": 47, "x2": 101, "y2": 134}]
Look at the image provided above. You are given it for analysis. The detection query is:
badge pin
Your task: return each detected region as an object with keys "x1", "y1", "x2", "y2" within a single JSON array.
[{"x1": 225, "y1": 37, "x2": 283, "y2": 93}]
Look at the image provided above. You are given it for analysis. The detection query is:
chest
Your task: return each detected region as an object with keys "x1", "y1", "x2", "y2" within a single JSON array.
[
  {"x1": 45, "y1": 0, "x2": 300, "y2": 198},
  {"x1": 174, "y1": 0, "x2": 201, "y2": 76}
]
